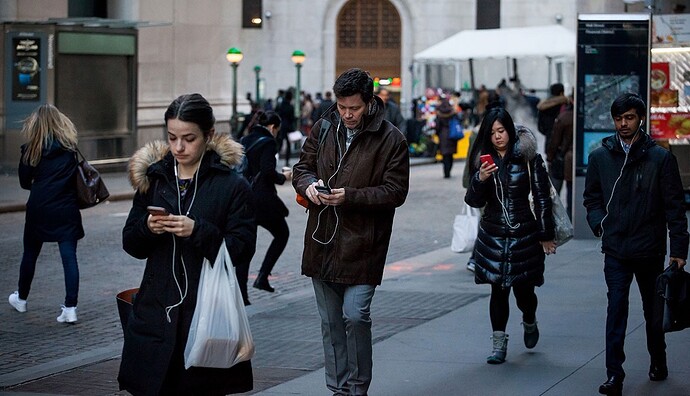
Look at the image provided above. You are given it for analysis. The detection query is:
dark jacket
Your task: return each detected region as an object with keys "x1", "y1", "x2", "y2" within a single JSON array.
[
  {"x1": 547, "y1": 107, "x2": 574, "y2": 182},
  {"x1": 241, "y1": 125, "x2": 289, "y2": 223},
  {"x1": 276, "y1": 100, "x2": 295, "y2": 137},
  {"x1": 383, "y1": 100, "x2": 406, "y2": 134},
  {"x1": 465, "y1": 127, "x2": 554, "y2": 288},
  {"x1": 435, "y1": 102, "x2": 459, "y2": 156},
  {"x1": 537, "y1": 95, "x2": 568, "y2": 136},
  {"x1": 118, "y1": 135, "x2": 256, "y2": 396},
  {"x1": 583, "y1": 133, "x2": 688, "y2": 260},
  {"x1": 292, "y1": 96, "x2": 410, "y2": 285},
  {"x1": 19, "y1": 141, "x2": 84, "y2": 242}
]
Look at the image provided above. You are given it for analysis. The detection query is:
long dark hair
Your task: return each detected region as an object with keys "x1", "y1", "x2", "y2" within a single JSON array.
[{"x1": 467, "y1": 107, "x2": 517, "y2": 175}]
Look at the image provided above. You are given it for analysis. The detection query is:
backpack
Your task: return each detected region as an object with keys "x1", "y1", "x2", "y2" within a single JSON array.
[
  {"x1": 237, "y1": 136, "x2": 272, "y2": 185},
  {"x1": 448, "y1": 115, "x2": 465, "y2": 140},
  {"x1": 537, "y1": 106, "x2": 559, "y2": 136}
]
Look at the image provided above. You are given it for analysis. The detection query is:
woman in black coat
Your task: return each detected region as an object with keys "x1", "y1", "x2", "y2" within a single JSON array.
[
  {"x1": 118, "y1": 93, "x2": 256, "y2": 395},
  {"x1": 240, "y1": 111, "x2": 291, "y2": 293},
  {"x1": 9, "y1": 104, "x2": 84, "y2": 324},
  {"x1": 465, "y1": 107, "x2": 556, "y2": 364}
]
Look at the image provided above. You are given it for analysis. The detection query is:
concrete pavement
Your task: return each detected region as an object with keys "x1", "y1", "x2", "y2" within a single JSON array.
[{"x1": 1, "y1": 161, "x2": 689, "y2": 395}]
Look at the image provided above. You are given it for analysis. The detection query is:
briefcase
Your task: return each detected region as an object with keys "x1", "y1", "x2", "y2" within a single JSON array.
[{"x1": 656, "y1": 263, "x2": 690, "y2": 333}]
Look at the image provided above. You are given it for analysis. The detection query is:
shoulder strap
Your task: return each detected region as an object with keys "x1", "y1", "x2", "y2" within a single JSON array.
[{"x1": 244, "y1": 136, "x2": 271, "y2": 154}]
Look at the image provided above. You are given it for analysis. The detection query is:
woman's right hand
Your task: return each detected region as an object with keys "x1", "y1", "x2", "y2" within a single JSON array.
[
  {"x1": 478, "y1": 160, "x2": 497, "y2": 182},
  {"x1": 147, "y1": 214, "x2": 169, "y2": 234}
]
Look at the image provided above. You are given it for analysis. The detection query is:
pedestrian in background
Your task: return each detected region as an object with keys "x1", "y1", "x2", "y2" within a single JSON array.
[
  {"x1": 301, "y1": 93, "x2": 315, "y2": 136},
  {"x1": 8, "y1": 104, "x2": 84, "y2": 324},
  {"x1": 292, "y1": 68, "x2": 410, "y2": 395},
  {"x1": 537, "y1": 83, "x2": 569, "y2": 192},
  {"x1": 435, "y1": 98, "x2": 460, "y2": 178},
  {"x1": 465, "y1": 107, "x2": 556, "y2": 365},
  {"x1": 275, "y1": 90, "x2": 296, "y2": 167},
  {"x1": 378, "y1": 87, "x2": 406, "y2": 135},
  {"x1": 583, "y1": 92, "x2": 688, "y2": 396},
  {"x1": 118, "y1": 93, "x2": 256, "y2": 395},
  {"x1": 547, "y1": 98, "x2": 574, "y2": 219},
  {"x1": 241, "y1": 111, "x2": 291, "y2": 294}
]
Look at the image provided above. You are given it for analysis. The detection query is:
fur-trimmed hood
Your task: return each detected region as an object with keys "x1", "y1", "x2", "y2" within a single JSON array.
[{"x1": 128, "y1": 134, "x2": 244, "y2": 193}]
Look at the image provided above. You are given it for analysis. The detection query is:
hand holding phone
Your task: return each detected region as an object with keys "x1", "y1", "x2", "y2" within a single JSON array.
[
  {"x1": 480, "y1": 154, "x2": 494, "y2": 166},
  {"x1": 315, "y1": 185, "x2": 331, "y2": 194},
  {"x1": 147, "y1": 206, "x2": 169, "y2": 216}
]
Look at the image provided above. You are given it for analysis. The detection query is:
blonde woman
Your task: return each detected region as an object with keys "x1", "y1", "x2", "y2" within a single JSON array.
[{"x1": 8, "y1": 104, "x2": 84, "y2": 323}]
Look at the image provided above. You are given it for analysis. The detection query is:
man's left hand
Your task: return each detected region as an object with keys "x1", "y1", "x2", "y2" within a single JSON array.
[
  {"x1": 670, "y1": 257, "x2": 686, "y2": 269},
  {"x1": 318, "y1": 188, "x2": 345, "y2": 206}
]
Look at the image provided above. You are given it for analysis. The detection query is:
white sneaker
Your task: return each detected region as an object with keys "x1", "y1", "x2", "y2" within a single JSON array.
[
  {"x1": 9, "y1": 291, "x2": 27, "y2": 312},
  {"x1": 57, "y1": 306, "x2": 78, "y2": 323}
]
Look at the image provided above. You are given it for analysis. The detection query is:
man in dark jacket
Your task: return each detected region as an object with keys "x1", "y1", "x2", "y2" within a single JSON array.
[
  {"x1": 537, "y1": 83, "x2": 569, "y2": 192},
  {"x1": 292, "y1": 68, "x2": 409, "y2": 395},
  {"x1": 584, "y1": 93, "x2": 688, "y2": 396},
  {"x1": 378, "y1": 87, "x2": 406, "y2": 135}
]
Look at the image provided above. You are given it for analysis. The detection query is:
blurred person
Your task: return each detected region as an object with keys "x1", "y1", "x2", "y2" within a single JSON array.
[
  {"x1": 275, "y1": 90, "x2": 296, "y2": 167},
  {"x1": 241, "y1": 111, "x2": 291, "y2": 293},
  {"x1": 8, "y1": 104, "x2": 84, "y2": 323},
  {"x1": 537, "y1": 83, "x2": 568, "y2": 188},
  {"x1": 378, "y1": 87, "x2": 406, "y2": 134},
  {"x1": 435, "y1": 98, "x2": 460, "y2": 178},
  {"x1": 465, "y1": 107, "x2": 556, "y2": 365},
  {"x1": 292, "y1": 68, "x2": 410, "y2": 395},
  {"x1": 583, "y1": 93, "x2": 688, "y2": 396},
  {"x1": 301, "y1": 92, "x2": 315, "y2": 135},
  {"x1": 547, "y1": 99, "x2": 574, "y2": 219},
  {"x1": 118, "y1": 93, "x2": 256, "y2": 395},
  {"x1": 312, "y1": 90, "x2": 335, "y2": 122}
]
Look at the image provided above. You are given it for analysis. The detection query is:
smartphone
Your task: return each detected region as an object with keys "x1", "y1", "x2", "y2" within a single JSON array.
[
  {"x1": 315, "y1": 185, "x2": 332, "y2": 194},
  {"x1": 147, "y1": 206, "x2": 169, "y2": 216},
  {"x1": 480, "y1": 154, "x2": 494, "y2": 166}
]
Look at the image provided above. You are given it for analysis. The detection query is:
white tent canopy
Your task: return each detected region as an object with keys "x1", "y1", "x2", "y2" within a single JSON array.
[{"x1": 414, "y1": 25, "x2": 576, "y2": 62}]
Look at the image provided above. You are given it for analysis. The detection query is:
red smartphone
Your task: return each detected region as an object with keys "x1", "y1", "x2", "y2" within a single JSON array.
[
  {"x1": 147, "y1": 206, "x2": 169, "y2": 216},
  {"x1": 480, "y1": 154, "x2": 494, "y2": 166}
]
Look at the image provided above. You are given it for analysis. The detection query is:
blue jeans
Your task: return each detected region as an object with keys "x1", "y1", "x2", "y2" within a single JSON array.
[
  {"x1": 18, "y1": 238, "x2": 79, "y2": 307},
  {"x1": 603, "y1": 254, "x2": 665, "y2": 379},
  {"x1": 312, "y1": 279, "x2": 376, "y2": 396}
]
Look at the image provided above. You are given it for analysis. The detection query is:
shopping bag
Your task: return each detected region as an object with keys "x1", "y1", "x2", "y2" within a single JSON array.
[
  {"x1": 184, "y1": 241, "x2": 255, "y2": 369},
  {"x1": 451, "y1": 203, "x2": 480, "y2": 253},
  {"x1": 656, "y1": 263, "x2": 690, "y2": 333}
]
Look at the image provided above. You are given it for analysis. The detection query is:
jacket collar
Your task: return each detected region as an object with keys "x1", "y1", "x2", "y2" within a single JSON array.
[{"x1": 602, "y1": 132, "x2": 655, "y2": 162}]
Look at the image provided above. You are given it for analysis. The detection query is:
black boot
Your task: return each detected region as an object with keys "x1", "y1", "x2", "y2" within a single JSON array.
[{"x1": 253, "y1": 272, "x2": 275, "y2": 293}]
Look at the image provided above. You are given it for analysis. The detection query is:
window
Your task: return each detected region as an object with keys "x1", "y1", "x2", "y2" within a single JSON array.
[
  {"x1": 243, "y1": 0, "x2": 263, "y2": 29},
  {"x1": 476, "y1": 0, "x2": 500, "y2": 30}
]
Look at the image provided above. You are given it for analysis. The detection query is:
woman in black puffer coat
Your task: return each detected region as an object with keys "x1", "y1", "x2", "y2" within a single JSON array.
[{"x1": 465, "y1": 107, "x2": 556, "y2": 364}]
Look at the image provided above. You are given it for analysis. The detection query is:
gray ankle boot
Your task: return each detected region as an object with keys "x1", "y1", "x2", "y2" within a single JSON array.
[
  {"x1": 487, "y1": 331, "x2": 508, "y2": 364},
  {"x1": 522, "y1": 321, "x2": 539, "y2": 349}
]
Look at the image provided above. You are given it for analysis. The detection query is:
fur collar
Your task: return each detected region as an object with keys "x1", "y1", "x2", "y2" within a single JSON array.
[
  {"x1": 513, "y1": 124, "x2": 538, "y2": 162},
  {"x1": 128, "y1": 134, "x2": 243, "y2": 193}
]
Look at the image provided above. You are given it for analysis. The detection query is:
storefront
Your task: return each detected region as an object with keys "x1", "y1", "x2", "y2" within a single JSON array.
[{"x1": 650, "y1": 14, "x2": 690, "y2": 205}]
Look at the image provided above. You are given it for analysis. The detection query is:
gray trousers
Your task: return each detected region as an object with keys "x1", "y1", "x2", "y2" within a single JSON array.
[{"x1": 312, "y1": 279, "x2": 376, "y2": 396}]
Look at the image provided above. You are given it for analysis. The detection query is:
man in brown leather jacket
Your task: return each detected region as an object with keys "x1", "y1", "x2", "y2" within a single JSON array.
[{"x1": 292, "y1": 68, "x2": 410, "y2": 395}]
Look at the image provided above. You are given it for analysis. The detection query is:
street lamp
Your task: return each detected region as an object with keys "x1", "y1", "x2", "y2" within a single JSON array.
[
  {"x1": 226, "y1": 47, "x2": 243, "y2": 135},
  {"x1": 253, "y1": 65, "x2": 261, "y2": 106},
  {"x1": 291, "y1": 50, "x2": 305, "y2": 131}
]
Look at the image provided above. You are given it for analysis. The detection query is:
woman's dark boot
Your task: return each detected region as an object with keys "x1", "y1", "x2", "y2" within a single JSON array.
[{"x1": 253, "y1": 272, "x2": 275, "y2": 293}]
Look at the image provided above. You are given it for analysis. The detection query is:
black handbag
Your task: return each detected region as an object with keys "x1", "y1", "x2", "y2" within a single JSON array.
[
  {"x1": 655, "y1": 263, "x2": 690, "y2": 333},
  {"x1": 75, "y1": 149, "x2": 110, "y2": 209},
  {"x1": 549, "y1": 152, "x2": 565, "y2": 180}
]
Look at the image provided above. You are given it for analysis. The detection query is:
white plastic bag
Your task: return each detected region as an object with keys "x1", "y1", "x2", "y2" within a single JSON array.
[
  {"x1": 184, "y1": 240, "x2": 255, "y2": 369},
  {"x1": 451, "y1": 203, "x2": 481, "y2": 253}
]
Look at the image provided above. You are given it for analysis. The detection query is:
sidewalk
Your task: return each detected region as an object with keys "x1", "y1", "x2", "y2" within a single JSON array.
[{"x1": 2, "y1": 158, "x2": 689, "y2": 396}]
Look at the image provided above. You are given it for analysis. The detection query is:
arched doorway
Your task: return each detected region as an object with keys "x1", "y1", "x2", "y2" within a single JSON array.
[{"x1": 336, "y1": 0, "x2": 402, "y2": 99}]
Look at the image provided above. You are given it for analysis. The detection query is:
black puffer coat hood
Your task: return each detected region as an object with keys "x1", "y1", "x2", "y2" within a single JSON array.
[{"x1": 465, "y1": 126, "x2": 554, "y2": 288}]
